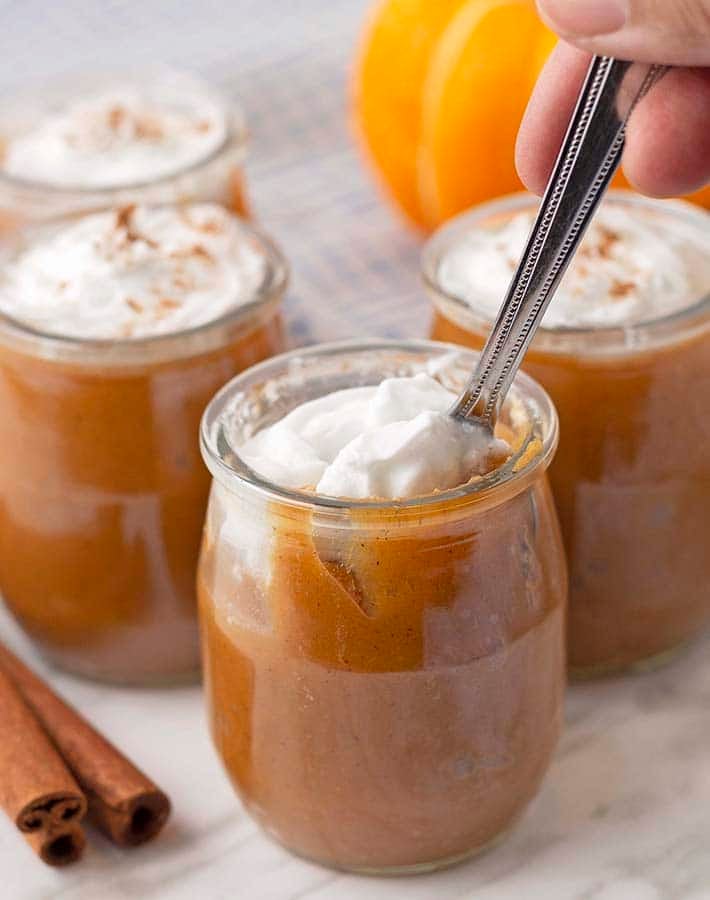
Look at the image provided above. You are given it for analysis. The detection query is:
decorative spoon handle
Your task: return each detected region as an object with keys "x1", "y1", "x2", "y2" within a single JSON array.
[{"x1": 451, "y1": 56, "x2": 667, "y2": 426}]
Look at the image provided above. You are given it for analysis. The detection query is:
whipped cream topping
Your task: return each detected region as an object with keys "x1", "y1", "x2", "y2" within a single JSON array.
[
  {"x1": 0, "y1": 204, "x2": 267, "y2": 339},
  {"x1": 239, "y1": 373, "x2": 510, "y2": 500},
  {"x1": 437, "y1": 199, "x2": 710, "y2": 328},
  {"x1": 1, "y1": 75, "x2": 228, "y2": 189}
]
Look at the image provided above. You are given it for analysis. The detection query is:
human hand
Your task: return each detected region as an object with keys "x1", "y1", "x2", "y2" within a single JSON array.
[{"x1": 516, "y1": 0, "x2": 710, "y2": 197}]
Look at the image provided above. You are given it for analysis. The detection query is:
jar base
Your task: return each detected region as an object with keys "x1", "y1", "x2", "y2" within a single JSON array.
[
  {"x1": 40, "y1": 649, "x2": 202, "y2": 688},
  {"x1": 568, "y1": 637, "x2": 694, "y2": 681},
  {"x1": 270, "y1": 823, "x2": 514, "y2": 877}
]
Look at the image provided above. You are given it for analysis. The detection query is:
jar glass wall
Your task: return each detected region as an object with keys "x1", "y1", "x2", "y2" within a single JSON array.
[
  {"x1": 0, "y1": 218, "x2": 287, "y2": 685},
  {"x1": 198, "y1": 340, "x2": 566, "y2": 874},
  {"x1": 424, "y1": 191, "x2": 710, "y2": 676}
]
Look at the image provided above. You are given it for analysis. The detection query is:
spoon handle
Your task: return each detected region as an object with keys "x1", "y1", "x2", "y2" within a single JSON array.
[{"x1": 451, "y1": 56, "x2": 667, "y2": 426}]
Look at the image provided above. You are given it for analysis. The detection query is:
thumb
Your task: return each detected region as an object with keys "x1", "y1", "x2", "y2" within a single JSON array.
[{"x1": 536, "y1": 0, "x2": 710, "y2": 65}]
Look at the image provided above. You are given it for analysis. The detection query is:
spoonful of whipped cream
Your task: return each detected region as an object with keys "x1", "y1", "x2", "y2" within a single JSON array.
[{"x1": 239, "y1": 371, "x2": 510, "y2": 501}]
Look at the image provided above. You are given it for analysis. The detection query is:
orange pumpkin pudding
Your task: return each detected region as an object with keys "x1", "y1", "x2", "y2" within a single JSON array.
[
  {"x1": 0, "y1": 203, "x2": 286, "y2": 684},
  {"x1": 425, "y1": 191, "x2": 710, "y2": 675},
  {"x1": 198, "y1": 341, "x2": 566, "y2": 873}
]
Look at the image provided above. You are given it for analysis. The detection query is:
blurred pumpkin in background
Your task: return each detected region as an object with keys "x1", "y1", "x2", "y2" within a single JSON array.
[{"x1": 353, "y1": 0, "x2": 710, "y2": 231}]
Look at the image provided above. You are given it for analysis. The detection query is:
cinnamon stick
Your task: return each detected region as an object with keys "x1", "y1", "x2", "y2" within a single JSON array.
[
  {"x1": 0, "y1": 644, "x2": 171, "y2": 847},
  {"x1": 0, "y1": 669, "x2": 87, "y2": 866},
  {"x1": 25, "y1": 824, "x2": 86, "y2": 867}
]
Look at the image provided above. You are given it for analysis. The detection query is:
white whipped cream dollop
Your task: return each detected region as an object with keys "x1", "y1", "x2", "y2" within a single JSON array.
[
  {"x1": 0, "y1": 204, "x2": 267, "y2": 339},
  {"x1": 437, "y1": 200, "x2": 710, "y2": 328},
  {"x1": 239, "y1": 373, "x2": 510, "y2": 500},
  {"x1": 1, "y1": 77, "x2": 228, "y2": 189}
]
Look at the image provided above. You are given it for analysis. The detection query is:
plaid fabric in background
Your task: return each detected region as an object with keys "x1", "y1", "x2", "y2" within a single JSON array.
[{"x1": 223, "y1": 14, "x2": 427, "y2": 346}]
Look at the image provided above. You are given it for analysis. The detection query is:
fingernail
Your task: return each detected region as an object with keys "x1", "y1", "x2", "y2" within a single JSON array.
[{"x1": 538, "y1": 0, "x2": 628, "y2": 36}]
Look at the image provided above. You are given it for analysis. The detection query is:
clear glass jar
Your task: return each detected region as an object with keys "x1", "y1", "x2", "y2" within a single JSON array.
[
  {"x1": 198, "y1": 340, "x2": 566, "y2": 874},
  {"x1": 0, "y1": 218, "x2": 287, "y2": 685},
  {"x1": 424, "y1": 191, "x2": 710, "y2": 676},
  {"x1": 0, "y1": 68, "x2": 250, "y2": 230}
]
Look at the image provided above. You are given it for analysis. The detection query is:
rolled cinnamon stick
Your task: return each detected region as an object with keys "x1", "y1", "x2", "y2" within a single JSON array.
[
  {"x1": 0, "y1": 644, "x2": 170, "y2": 847},
  {"x1": 25, "y1": 824, "x2": 86, "y2": 867},
  {"x1": 0, "y1": 669, "x2": 87, "y2": 865}
]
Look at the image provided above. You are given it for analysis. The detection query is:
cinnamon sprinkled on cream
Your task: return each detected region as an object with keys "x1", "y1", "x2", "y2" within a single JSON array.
[
  {"x1": 437, "y1": 197, "x2": 710, "y2": 328},
  {"x1": 609, "y1": 280, "x2": 635, "y2": 299},
  {"x1": 594, "y1": 226, "x2": 620, "y2": 260},
  {"x1": 0, "y1": 203, "x2": 267, "y2": 339},
  {"x1": 0, "y1": 74, "x2": 228, "y2": 189}
]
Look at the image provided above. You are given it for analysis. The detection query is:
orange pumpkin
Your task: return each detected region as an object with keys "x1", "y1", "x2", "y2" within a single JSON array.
[{"x1": 353, "y1": 0, "x2": 710, "y2": 231}]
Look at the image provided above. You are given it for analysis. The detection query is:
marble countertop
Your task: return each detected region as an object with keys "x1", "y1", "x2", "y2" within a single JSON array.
[
  {"x1": 2, "y1": 608, "x2": 710, "y2": 900},
  {"x1": 1, "y1": 2, "x2": 709, "y2": 898}
]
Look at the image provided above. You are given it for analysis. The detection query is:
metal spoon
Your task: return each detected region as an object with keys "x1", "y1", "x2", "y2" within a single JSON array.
[{"x1": 450, "y1": 56, "x2": 667, "y2": 429}]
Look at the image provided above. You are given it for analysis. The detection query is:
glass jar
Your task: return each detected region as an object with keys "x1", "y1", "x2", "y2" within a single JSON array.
[
  {"x1": 0, "y1": 67, "x2": 250, "y2": 230},
  {"x1": 198, "y1": 340, "x2": 566, "y2": 874},
  {"x1": 0, "y1": 218, "x2": 287, "y2": 685},
  {"x1": 424, "y1": 191, "x2": 710, "y2": 676}
]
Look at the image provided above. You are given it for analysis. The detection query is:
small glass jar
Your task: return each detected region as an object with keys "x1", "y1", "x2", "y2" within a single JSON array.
[
  {"x1": 424, "y1": 191, "x2": 710, "y2": 676},
  {"x1": 0, "y1": 68, "x2": 250, "y2": 230},
  {"x1": 198, "y1": 340, "x2": 566, "y2": 874},
  {"x1": 0, "y1": 218, "x2": 287, "y2": 685}
]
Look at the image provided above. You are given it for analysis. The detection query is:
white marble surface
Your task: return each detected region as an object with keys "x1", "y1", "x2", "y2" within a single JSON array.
[
  {"x1": 0, "y1": 1, "x2": 709, "y2": 898},
  {"x1": 2, "y1": 608, "x2": 710, "y2": 900}
]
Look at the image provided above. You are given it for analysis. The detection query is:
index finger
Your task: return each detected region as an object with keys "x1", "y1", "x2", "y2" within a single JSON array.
[{"x1": 515, "y1": 41, "x2": 591, "y2": 195}]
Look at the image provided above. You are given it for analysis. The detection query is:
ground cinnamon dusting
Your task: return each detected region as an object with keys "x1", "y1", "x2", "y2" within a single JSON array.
[
  {"x1": 114, "y1": 205, "x2": 159, "y2": 248},
  {"x1": 133, "y1": 115, "x2": 164, "y2": 141},
  {"x1": 125, "y1": 297, "x2": 144, "y2": 313},
  {"x1": 158, "y1": 297, "x2": 181, "y2": 311},
  {"x1": 171, "y1": 274, "x2": 191, "y2": 290},
  {"x1": 609, "y1": 280, "x2": 635, "y2": 299},
  {"x1": 596, "y1": 226, "x2": 620, "y2": 259},
  {"x1": 115, "y1": 205, "x2": 136, "y2": 231},
  {"x1": 107, "y1": 105, "x2": 127, "y2": 132},
  {"x1": 178, "y1": 206, "x2": 225, "y2": 235},
  {"x1": 169, "y1": 242, "x2": 215, "y2": 263}
]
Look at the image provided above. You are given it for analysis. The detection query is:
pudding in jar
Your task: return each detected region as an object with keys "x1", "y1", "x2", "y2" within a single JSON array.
[
  {"x1": 425, "y1": 191, "x2": 710, "y2": 675},
  {"x1": 0, "y1": 202, "x2": 287, "y2": 684},
  {"x1": 198, "y1": 341, "x2": 566, "y2": 873},
  {"x1": 0, "y1": 68, "x2": 249, "y2": 227}
]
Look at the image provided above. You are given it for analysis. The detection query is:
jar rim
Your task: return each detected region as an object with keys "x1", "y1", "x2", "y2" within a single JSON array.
[
  {"x1": 0, "y1": 211, "x2": 288, "y2": 364},
  {"x1": 0, "y1": 65, "x2": 247, "y2": 196},
  {"x1": 200, "y1": 339, "x2": 559, "y2": 513},
  {"x1": 422, "y1": 190, "x2": 710, "y2": 356}
]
